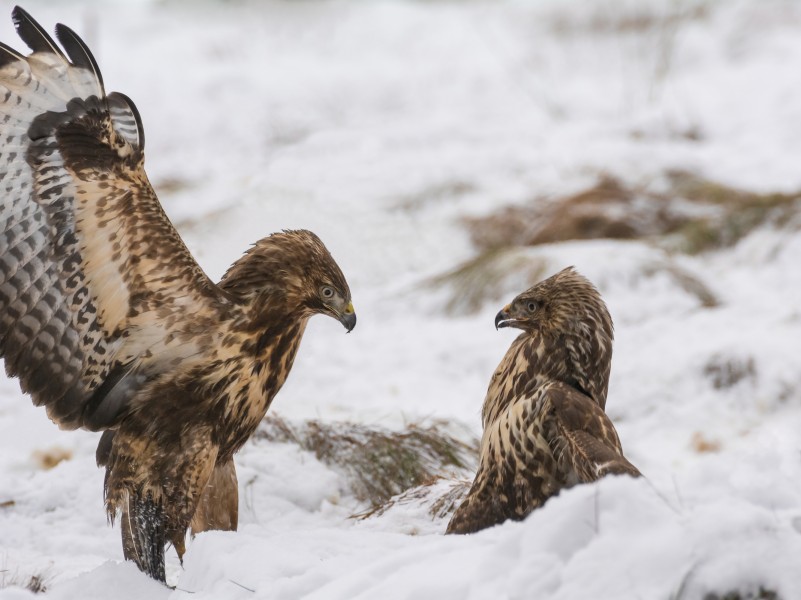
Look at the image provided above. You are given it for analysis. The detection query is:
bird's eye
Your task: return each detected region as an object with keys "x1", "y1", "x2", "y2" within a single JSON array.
[
  {"x1": 526, "y1": 301, "x2": 538, "y2": 313},
  {"x1": 321, "y1": 286, "x2": 335, "y2": 299}
]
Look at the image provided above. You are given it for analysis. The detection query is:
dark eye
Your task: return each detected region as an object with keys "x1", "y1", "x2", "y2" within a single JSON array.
[
  {"x1": 526, "y1": 301, "x2": 538, "y2": 313},
  {"x1": 321, "y1": 286, "x2": 335, "y2": 299}
]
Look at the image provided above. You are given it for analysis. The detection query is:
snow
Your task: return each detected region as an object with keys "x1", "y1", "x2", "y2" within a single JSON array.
[{"x1": 2, "y1": 0, "x2": 801, "y2": 598}]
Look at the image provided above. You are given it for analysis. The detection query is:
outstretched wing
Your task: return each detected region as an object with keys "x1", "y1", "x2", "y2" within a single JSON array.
[
  {"x1": 543, "y1": 381, "x2": 641, "y2": 481},
  {"x1": 0, "y1": 7, "x2": 225, "y2": 430}
]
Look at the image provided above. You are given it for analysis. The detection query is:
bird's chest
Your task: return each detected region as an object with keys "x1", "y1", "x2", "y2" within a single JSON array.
[
  {"x1": 482, "y1": 392, "x2": 546, "y2": 468},
  {"x1": 213, "y1": 332, "x2": 304, "y2": 458},
  {"x1": 480, "y1": 388, "x2": 573, "y2": 500}
]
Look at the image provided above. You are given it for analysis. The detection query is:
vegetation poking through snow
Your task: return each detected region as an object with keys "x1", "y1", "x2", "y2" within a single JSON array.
[
  {"x1": 31, "y1": 446, "x2": 72, "y2": 471},
  {"x1": 425, "y1": 249, "x2": 548, "y2": 315},
  {"x1": 427, "y1": 247, "x2": 719, "y2": 316},
  {"x1": 426, "y1": 170, "x2": 801, "y2": 315},
  {"x1": 463, "y1": 175, "x2": 688, "y2": 251},
  {"x1": 703, "y1": 354, "x2": 758, "y2": 390},
  {"x1": 702, "y1": 588, "x2": 780, "y2": 600},
  {"x1": 256, "y1": 416, "x2": 478, "y2": 507},
  {"x1": 0, "y1": 571, "x2": 48, "y2": 594},
  {"x1": 353, "y1": 478, "x2": 472, "y2": 521},
  {"x1": 640, "y1": 261, "x2": 720, "y2": 308},
  {"x1": 666, "y1": 170, "x2": 801, "y2": 254},
  {"x1": 463, "y1": 172, "x2": 801, "y2": 256}
]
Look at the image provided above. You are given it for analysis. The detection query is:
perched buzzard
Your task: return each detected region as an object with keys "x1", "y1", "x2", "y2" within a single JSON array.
[
  {"x1": 0, "y1": 7, "x2": 356, "y2": 582},
  {"x1": 447, "y1": 267, "x2": 639, "y2": 534}
]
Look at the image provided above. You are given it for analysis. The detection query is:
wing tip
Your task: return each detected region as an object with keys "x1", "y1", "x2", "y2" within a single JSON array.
[
  {"x1": 54, "y1": 22, "x2": 105, "y2": 94},
  {"x1": 10, "y1": 5, "x2": 29, "y2": 29},
  {"x1": 11, "y1": 6, "x2": 66, "y2": 58}
]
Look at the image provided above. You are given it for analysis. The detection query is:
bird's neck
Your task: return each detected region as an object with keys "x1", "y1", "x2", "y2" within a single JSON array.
[
  {"x1": 482, "y1": 330, "x2": 610, "y2": 428},
  {"x1": 560, "y1": 329, "x2": 611, "y2": 410}
]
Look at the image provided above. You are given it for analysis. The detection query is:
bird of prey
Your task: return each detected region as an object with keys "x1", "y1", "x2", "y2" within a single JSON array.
[
  {"x1": 447, "y1": 267, "x2": 639, "y2": 534},
  {"x1": 0, "y1": 7, "x2": 356, "y2": 582}
]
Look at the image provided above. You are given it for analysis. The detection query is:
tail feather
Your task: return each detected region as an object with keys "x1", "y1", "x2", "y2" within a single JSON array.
[{"x1": 123, "y1": 494, "x2": 167, "y2": 584}]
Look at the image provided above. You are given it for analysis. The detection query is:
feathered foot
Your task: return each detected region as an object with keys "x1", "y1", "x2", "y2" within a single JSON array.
[
  {"x1": 122, "y1": 494, "x2": 167, "y2": 583},
  {"x1": 446, "y1": 487, "x2": 507, "y2": 534}
]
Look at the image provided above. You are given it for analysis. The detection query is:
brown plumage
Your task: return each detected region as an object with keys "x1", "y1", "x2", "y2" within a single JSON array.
[
  {"x1": 0, "y1": 7, "x2": 356, "y2": 582},
  {"x1": 447, "y1": 267, "x2": 639, "y2": 535}
]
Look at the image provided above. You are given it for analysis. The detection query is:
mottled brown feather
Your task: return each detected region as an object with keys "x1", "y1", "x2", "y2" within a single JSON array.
[{"x1": 447, "y1": 267, "x2": 639, "y2": 535}]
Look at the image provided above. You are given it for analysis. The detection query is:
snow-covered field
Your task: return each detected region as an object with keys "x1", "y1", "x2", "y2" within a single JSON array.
[{"x1": 2, "y1": 0, "x2": 801, "y2": 597}]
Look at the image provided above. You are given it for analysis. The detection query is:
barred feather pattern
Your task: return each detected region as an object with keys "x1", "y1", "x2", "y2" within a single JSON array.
[
  {"x1": 1, "y1": 43, "x2": 115, "y2": 427},
  {"x1": 447, "y1": 267, "x2": 640, "y2": 534}
]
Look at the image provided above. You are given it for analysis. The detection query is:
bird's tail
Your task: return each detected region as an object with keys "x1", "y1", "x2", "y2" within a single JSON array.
[{"x1": 121, "y1": 492, "x2": 167, "y2": 583}]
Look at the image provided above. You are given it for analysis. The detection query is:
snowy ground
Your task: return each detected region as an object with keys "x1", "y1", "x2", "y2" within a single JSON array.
[{"x1": 2, "y1": 0, "x2": 801, "y2": 598}]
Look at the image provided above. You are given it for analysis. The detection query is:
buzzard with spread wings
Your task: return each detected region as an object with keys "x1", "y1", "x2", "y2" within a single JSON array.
[
  {"x1": 0, "y1": 7, "x2": 356, "y2": 582},
  {"x1": 447, "y1": 267, "x2": 639, "y2": 534}
]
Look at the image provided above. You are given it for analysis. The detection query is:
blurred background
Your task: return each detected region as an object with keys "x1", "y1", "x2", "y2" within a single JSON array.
[{"x1": 1, "y1": 0, "x2": 801, "y2": 598}]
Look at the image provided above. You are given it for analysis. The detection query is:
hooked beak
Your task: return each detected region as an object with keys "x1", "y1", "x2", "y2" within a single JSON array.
[
  {"x1": 494, "y1": 304, "x2": 514, "y2": 330},
  {"x1": 338, "y1": 302, "x2": 357, "y2": 333}
]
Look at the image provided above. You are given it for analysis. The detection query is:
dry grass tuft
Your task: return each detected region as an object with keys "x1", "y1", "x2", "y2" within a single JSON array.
[
  {"x1": 425, "y1": 249, "x2": 547, "y2": 315},
  {"x1": 31, "y1": 446, "x2": 72, "y2": 470},
  {"x1": 353, "y1": 478, "x2": 471, "y2": 521},
  {"x1": 641, "y1": 262, "x2": 720, "y2": 308},
  {"x1": 667, "y1": 170, "x2": 801, "y2": 254},
  {"x1": 426, "y1": 248, "x2": 720, "y2": 318},
  {"x1": 0, "y1": 571, "x2": 49, "y2": 594},
  {"x1": 436, "y1": 171, "x2": 801, "y2": 313},
  {"x1": 703, "y1": 355, "x2": 757, "y2": 390},
  {"x1": 24, "y1": 575, "x2": 47, "y2": 594},
  {"x1": 464, "y1": 175, "x2": 687, "y2": 252},
  {"x1": 257, "y1": 416, "x2": 478, "y2": 507},
  {"x1": 703, "y1": 588, "x2": 780, "y2": 600},
  {"x1": 690, "y1": 432, "x2": 721, "y2": 454},
  {"x1": 465, "y1": 172, "x2": 801, "y2": 257}
]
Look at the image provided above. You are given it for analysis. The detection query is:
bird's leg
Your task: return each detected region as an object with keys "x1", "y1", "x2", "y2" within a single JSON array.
[
  {"x1": 189, "y1": 459, "x2": 239, "y2": 536},
  {"x1": 123, "y1": 492, "x2": 167, "y2": 583}
]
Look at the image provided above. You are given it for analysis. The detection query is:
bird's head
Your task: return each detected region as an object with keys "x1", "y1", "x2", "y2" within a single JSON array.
[
  {"x1": 495, "y1": 266, "x2": 614, "y2": 406},
  {"x1": 495, "y1": 267, "x2": 612, "y2": 343},
  {"x1": 221, "y1": 229, "x2": 356, "y2": 332}
]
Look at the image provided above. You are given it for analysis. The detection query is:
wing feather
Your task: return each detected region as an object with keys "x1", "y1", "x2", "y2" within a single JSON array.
[
  {"x1": 12, "y1": 6, "x2": 68, "y2": 60},
  {"x1": 0, "y1": 10, "x2": 225, "y2": 430},
  {"x1": 543, "y1": 382, "x2": 641, "y2": 481},
  {"x1": 54, "y1": 23, "x2": 104, "y2": 95},
  {"x1": 106, "y1": 92, "x2": 143, "y2": 151},
  {"x1": 0, "y1": 41, "x2": 25, "y2": 67}
]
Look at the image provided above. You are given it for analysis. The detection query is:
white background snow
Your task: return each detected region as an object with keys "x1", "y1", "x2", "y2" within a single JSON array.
[{"x1": 2, "y1": 0, "x2": 801, "y2": 598}]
